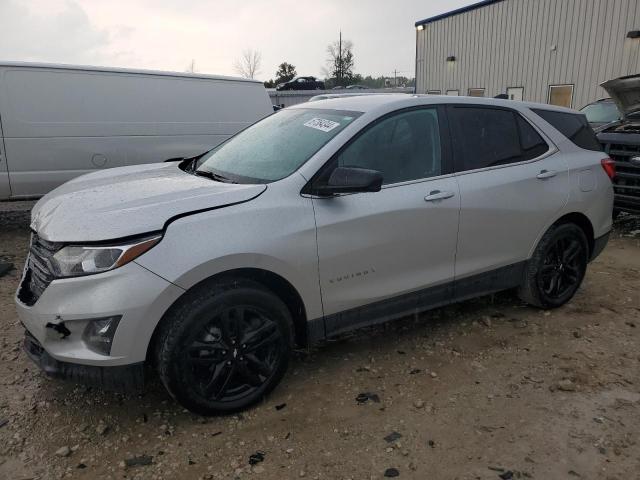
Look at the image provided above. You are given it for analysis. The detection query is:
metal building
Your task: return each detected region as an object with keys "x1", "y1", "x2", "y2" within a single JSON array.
[{"x1": 414, "y1": 0, "x2": 640, "y2": 109}]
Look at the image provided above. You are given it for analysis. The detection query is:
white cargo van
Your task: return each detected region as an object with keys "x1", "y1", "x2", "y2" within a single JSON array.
[{"x1": 0, "y1": 62, "x2": 273, "y2": 199}]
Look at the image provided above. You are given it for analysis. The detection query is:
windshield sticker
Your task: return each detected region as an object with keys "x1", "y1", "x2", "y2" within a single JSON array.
[{"x1": 304, "y1": 118, "x2": 341, "y2": 132}]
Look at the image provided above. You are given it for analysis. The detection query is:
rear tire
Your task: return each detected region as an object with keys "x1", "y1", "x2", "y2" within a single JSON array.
[
  {"x1": 155, "y1": 279, "x2": 293, "y2": 416},
  {"x1": 518, "y1": 223, "x2": 589, "y2": 309}
]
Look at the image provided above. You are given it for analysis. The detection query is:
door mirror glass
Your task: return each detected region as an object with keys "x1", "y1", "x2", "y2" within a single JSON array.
[{"x1": 314, "y1": 167, "x2": 382, "y2": 195}]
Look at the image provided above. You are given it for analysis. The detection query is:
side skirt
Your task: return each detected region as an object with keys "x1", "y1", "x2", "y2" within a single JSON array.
[{"x1": 307, "y1": 261, "x2": 526, "y2": 344}]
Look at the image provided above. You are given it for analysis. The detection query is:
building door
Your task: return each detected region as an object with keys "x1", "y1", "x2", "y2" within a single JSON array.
[
  {"x1": 312, "y1": 107, "x2": 459, "y2": 333},
  {"x1": 507, "y1": 87, "x2": 524, "y2": 101},
  {"x1": 0, "y1": 111, "x2": 10, "y2": 199}
]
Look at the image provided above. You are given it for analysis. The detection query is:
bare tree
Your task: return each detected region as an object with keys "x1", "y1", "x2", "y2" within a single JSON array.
[
  {"x1": 234, "y1": 49, "x2": 262, "y2": 79},
  {"x1": 326, "y1": 32, "x2": 354, "y2": 86}
]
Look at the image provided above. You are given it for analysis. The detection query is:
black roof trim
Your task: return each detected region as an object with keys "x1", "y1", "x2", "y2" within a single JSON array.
[{"x1": 415, "y1": 0, "x2": 505, "y2": 27}]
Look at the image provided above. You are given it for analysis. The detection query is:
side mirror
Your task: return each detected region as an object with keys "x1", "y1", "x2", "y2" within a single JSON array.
[{"x1": 313, "y1": 166, "x2": 383, "y2": 195}]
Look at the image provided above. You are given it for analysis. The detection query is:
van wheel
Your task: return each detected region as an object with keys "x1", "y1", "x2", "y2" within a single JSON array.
[
  {"x1": 518, "y1": 223, "x2": 588, "y2": 309},
  {"x1": 156, "y1": 279, "x2": 293, "y2": 415}
]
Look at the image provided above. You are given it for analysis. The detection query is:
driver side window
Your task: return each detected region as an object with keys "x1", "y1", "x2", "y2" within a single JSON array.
[{"x1": 336, "y1": 108, "x2": 442, "y2": 185}]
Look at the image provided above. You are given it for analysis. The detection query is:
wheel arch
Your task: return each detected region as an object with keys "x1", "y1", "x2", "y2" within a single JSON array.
[
  {"x1": 552, "y1": 212, "x2": 595, "y2": 257},
  {"x1": 146, "y1": 267, "x2": 310, "y2": 363},
  {"x1": 528, "y1": 212, "x2": 596, "y2": 263}
]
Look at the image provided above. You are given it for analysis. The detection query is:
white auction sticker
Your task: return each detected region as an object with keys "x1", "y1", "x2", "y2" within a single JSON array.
[{"x1": 303, "y1": 118, "x2": 340, "y2": 132}]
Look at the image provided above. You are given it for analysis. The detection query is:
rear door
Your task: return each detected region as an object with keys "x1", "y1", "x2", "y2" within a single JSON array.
[
  {"x1": 0, "y1": 107, "x2": 9, "y2": 199},
  {"x1": 312, "y1": 106, "x2": 460, "y2": 334},
  {"x1": 448, "y1": 105, "x2": 569, "y2": 287}
]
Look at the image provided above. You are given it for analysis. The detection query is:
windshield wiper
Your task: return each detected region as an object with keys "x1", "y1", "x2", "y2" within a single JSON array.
[{"x1": 193, "y1": 169, "x2": 236, "y2": 183}]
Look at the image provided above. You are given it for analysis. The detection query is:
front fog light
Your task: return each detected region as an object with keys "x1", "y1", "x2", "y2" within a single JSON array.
[{"x1": 82, "y1": 316, "x2": 122, "y2": 355}]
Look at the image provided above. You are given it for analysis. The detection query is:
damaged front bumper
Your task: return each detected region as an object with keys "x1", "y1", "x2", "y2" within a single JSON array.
[
  {"x1": 23, "y1": 330, "x2": 145, "y2": 393},
  {"x1": 15, "y1": 258, "x2": 185, "y2": 392}
]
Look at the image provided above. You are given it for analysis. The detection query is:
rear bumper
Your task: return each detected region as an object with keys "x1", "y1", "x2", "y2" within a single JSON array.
[
  {"x1": 590, "y1": 231, "x2": 610, "y2": 262},
  {"x1": 23, "y1": 331, "x2": 144, "y2": 393}
]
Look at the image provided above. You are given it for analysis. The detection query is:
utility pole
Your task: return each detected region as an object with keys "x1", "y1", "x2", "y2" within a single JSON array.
[
  {"x1": 338, "y1": 30, "x2": 342, "y2": 84},
  {"x1": 391, "y1": 69, "x2": 405, "y2": 87}
]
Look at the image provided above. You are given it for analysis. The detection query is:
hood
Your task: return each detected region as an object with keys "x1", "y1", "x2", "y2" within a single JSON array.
[
  {"x1": 601, "y1": 75, "x2": 640, "y2": 118},
  {"x1": 31, "y1": 163, "x2": 266, "y2": 242}
]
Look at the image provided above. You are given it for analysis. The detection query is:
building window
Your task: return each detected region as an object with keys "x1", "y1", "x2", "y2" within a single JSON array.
[
  {"x1": 446, "y1": 90, "x2": 459, "y2": 96},
  {"x1": 507, "y1": 87, "x2": 524, "y2": 101},
  {"x1": 427, "y1": 90, "x2": 441, "y2": 95},
  {"x1": 548, "y1": 84, "x2": 574, "y2": 108},
  {"x1": 468, "y1": 88, "x2": 485, "y2": 97}
]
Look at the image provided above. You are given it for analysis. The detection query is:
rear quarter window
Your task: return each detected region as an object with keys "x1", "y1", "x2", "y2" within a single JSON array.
[{"x1": 532, "y1": 109, "x2": 602, "y2": 151}]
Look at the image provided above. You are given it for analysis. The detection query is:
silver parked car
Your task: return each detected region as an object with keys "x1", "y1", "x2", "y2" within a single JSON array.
[{"x1": 16, "y1": 95, "x2": 614, "y2": 415}]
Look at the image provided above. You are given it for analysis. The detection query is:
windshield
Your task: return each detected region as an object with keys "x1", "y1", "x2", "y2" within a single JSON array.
[
  {"x1": 580, "y1": 102, "x2": 620, "y2": 124},
  {"x1": 195, "y1": 108, "x2": 361, "y2": 183}
]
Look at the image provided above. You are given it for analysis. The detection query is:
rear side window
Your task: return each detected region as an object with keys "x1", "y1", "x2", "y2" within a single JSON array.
[
  {"x1": 449, "y1": 107, "x2": 522, "y2": 171},
  {"x1": 532, "y1": 109, "x2": 602, "y2": 151},
  {"x1": 516, "y1": 115, "x2": 549, "y2": 160}
]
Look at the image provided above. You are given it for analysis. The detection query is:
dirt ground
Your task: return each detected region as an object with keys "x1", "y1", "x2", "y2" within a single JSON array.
[{"x1": 0, "y1": 207, "x2": 639, "y2": 480}]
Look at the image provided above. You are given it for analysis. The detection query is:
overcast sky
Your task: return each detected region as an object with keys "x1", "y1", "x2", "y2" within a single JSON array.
[{"x1": 0, "y1": 0, "x2": 474, "y2": 80}]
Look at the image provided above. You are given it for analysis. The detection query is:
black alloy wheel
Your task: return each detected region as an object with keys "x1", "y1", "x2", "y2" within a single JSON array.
[
  {"x1": 185, "y1": 305, "x2": 283, "y2": 403},
  {"x1": 156, "y1": 280, "x2": 293, "y2": 415},
  {"x1": 519, "y1": 223, "x2": 589, "y2": 309},
  {"x1": 538, "y1": 235, "x2": 585, "y2": 301}
]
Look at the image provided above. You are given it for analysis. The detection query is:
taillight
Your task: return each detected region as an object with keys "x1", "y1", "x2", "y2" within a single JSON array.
[{"x1": 601, "y1": 157, "x2": 616, "y2": 180}]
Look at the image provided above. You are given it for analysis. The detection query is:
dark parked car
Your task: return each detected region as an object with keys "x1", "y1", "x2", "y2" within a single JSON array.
[
  {"x1": 580, "y1": 98, "x2": 621, "y2": 130},
  {"x1": 596, "y1": 75, "x2": 640, "y2": 216},
  {"x1": 276, "y1": 76, "x2": 325, "y2": 91}
]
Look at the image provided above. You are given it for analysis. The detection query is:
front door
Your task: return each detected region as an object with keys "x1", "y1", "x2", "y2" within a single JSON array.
[
  {"x1": 0, "y1": 110, "x2": 10, "y2": 199},
  {"x1": 447, "y1": 105, "x2": 569, "y2": 285},
  {"x1": 311, "y1": 106, "x2": 460, "y2": 335}
]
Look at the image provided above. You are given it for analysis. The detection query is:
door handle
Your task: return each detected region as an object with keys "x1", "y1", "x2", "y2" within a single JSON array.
[
  {"x1": 424, "y1": 190, "x2": 455, "y2": 202},
  {"x1": 536, "y1": 169, "x2": 557, "y2": 179}
]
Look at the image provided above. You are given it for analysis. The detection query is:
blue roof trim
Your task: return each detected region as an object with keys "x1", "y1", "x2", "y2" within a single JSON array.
[{"x1": 415, "y1": 0, "x2": 505, "y2": 26}]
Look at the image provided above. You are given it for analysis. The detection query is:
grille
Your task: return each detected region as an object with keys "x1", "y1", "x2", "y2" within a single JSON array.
[
  {"x1": 18, "y1": 233, "x2": 62, "y2": 306},
  {"x1": 601, "y1": 139, "x2": 640, "y2": 213}
]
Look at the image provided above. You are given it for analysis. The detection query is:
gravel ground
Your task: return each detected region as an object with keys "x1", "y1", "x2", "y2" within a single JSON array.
[{"x1": 0, "y1": 207, "x2": 639, "y2": 480}]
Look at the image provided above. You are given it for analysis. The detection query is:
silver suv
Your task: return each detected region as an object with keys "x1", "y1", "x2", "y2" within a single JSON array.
[{"x1": 15, "y1": 95, "x2": 614, "y2": 415}]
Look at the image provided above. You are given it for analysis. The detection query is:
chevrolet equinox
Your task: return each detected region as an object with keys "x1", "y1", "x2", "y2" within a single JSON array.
[{"x1": 16, "y1": 95, "x2": 614, "y2": 415}]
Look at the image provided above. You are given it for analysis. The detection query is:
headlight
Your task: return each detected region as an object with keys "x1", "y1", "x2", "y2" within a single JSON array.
[{"x1": 51, "y1": 234, "x2": 161, "y2": 278}]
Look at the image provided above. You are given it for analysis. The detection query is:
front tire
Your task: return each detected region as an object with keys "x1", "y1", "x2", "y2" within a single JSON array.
[
  {"x1": 156, "y1": 279, "x2": 293, "y2": 415},
  {"x1": 518, "y1": 223, "x2": 589, "y2": 309}
]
